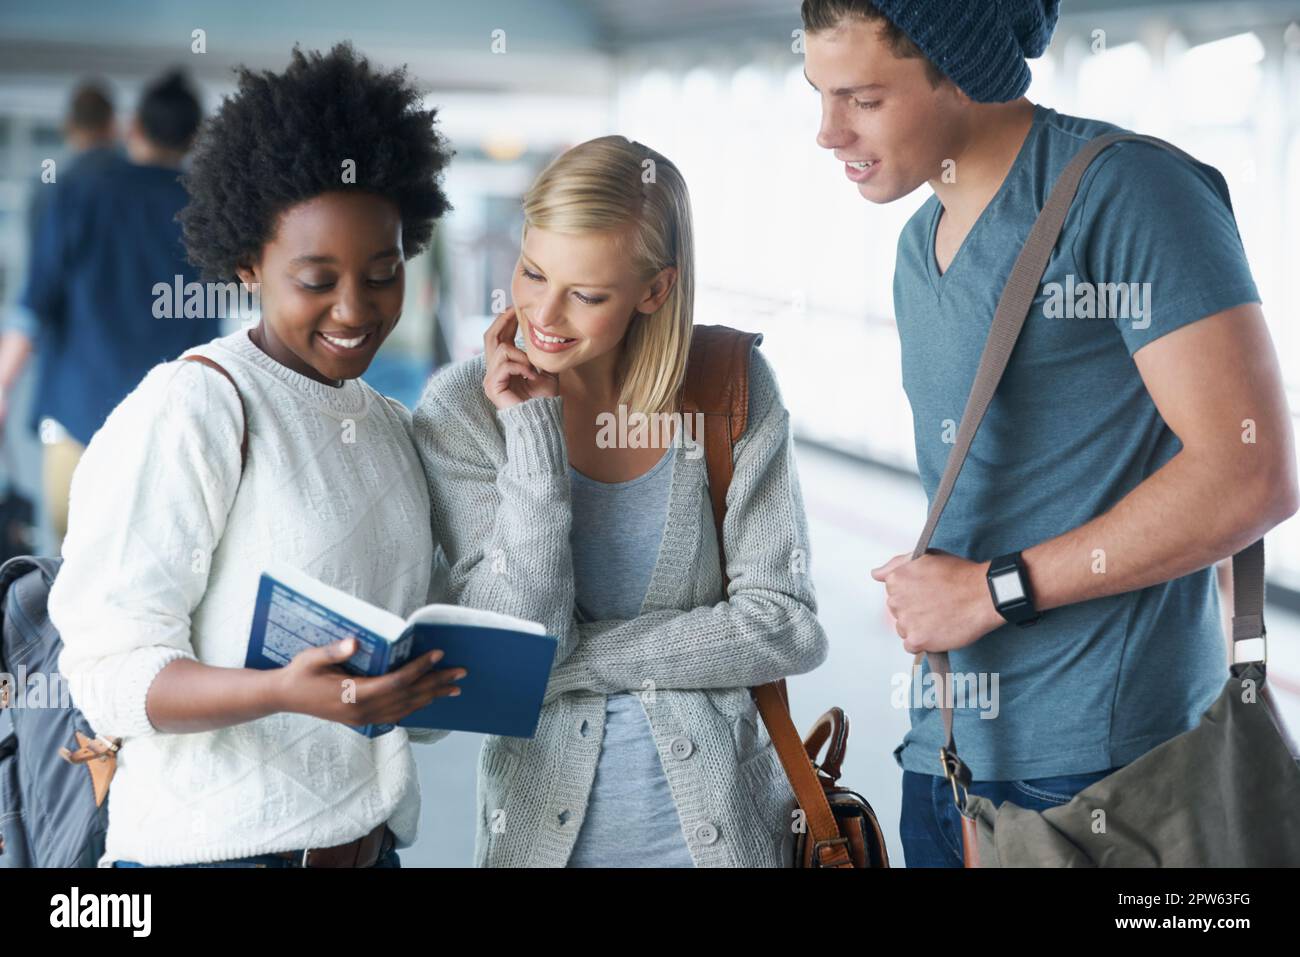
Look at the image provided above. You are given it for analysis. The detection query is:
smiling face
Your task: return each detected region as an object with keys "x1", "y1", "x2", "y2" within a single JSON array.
[
  {"x1": 805, "y1": 18, "x2": 966, "y2": 203},
  {"x1": 510, "y1": 225, "x2": 675, "y2": 381},
  {"x1": 236, "y1": 190, "x2": 405, "y2": 384}
]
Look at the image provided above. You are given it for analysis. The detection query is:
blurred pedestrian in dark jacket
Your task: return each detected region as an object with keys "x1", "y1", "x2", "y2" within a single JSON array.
[{"x1": 1, "y1": 69, "x2": 220, "y2": 549}]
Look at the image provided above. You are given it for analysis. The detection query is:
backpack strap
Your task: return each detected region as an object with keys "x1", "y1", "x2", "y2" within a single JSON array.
[
  {"x1": 181, "y1": 354, "x2": 249, "y2": 470},
  {"x1": 0, "y1": 555, "x2": 60, "y2": 597},
  {"x1": 680, "y1": 325, "x2": 762, "y2": 542},
  {"x1": 50, "y1": 355, "x2": 248, "y2": 811},
  {"x1": 680, "y1": 324, "x2": 852, "y2": 868}
]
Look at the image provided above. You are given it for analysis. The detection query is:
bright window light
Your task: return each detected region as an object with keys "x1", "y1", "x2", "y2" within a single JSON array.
[
  {"x1": 785, "y1": 63, "x2": 809, "y2": 100},
  {"x1": 1176, "y1": 31, "x2": 1263, "y2": 125},
  {"x1": 730, "y1": 65, "x2": 767, "y2": 105},
  {"x1": 636, "y1": 69, "x2": 676, "y2": 105},
  {"x1": 1077, "y1": 41, "x2": 1152, "y2": 119},
  {"x1": 682, "y1": 67, "x2": 719, "y2": 103},
  {"x1": 1185, "y1": 31, "x2": 1265, "y2": 67},
  {"x1": 1027, "y1": 51, "x2": 1057, "y2": 101}
]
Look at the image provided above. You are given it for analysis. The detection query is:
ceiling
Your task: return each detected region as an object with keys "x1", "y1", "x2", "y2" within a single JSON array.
[
  {"x1": 574, "y1": 0, "x2": 1300, "y2": 47},
  {"x1": 0, "y1": 0, "x2": 1294, "y2": 97}
]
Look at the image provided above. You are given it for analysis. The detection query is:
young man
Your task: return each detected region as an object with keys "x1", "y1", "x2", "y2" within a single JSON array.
[
  {"x1": 801, "y1": 0, "x2": 1298, "y2": 866},
  {"x1": 0, "y1": 81, "x2": 119, "y2": 440},
  {"x1": 5, "y1": 70, "x2": 220, "y2": 550}
]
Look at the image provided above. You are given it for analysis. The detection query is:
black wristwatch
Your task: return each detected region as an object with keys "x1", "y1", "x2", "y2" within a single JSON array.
[{"x1": 986, "y1": 551, "x2": 1040, "y2": 627}]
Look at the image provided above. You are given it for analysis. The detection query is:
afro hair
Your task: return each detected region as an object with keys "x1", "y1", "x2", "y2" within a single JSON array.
[{"x1": 179, "y1": 42, "x2": 453, "y2": 281}]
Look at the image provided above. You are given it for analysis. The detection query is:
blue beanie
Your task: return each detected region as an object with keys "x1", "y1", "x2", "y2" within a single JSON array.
[{"x1": 870, "y1": 0, "x2": 1061, "y2": 103}]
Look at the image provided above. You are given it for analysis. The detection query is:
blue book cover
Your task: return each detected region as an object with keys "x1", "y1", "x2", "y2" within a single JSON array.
[{"x1": 245, "y1": 562, "x2": 557, "y2": 739}]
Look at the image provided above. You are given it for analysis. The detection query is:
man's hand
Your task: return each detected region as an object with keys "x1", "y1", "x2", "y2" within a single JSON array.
[{"x1": 870, "y1": 549, "x2": 1005, "y2": 655}]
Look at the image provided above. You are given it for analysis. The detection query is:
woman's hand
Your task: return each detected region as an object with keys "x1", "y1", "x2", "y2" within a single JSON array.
[
  {"x1": 273, "y1": 638, "x2": 467, "y2": 727},
  {"x1": 482, "y1": 306, "x2": 559, "y2": 410}
]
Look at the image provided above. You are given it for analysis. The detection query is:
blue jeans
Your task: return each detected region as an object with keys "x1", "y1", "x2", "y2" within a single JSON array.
[
  {"x1": 112, "y1": 841, "x2": 400, "y2": 868},
  {"x1": 899, "y1": 766, "x2": 1122, "y2": 867}
]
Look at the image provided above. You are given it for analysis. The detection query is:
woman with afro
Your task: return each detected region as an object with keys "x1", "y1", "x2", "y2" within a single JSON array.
[{"x1": 51, "y1": 43, "x2": 462, "y2": 868}]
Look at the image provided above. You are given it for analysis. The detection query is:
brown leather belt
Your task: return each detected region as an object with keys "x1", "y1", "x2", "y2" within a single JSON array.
[{"x1": 272, "y1": 822, "x2": 395, "y2": 868}]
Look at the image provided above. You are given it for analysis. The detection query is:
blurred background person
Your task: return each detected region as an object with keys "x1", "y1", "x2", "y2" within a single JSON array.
[
  {"x1": 24, "y1": 81, "x2": 119, "y2": 257},
  {"x1": 0, "y1": 81, "x2": 120, "y2": 432},
  {"x1": 0, "y1": 68, "x2": 216, "y2": 551},
  {"x1": 0, "y1": 79, "x2": 119, "y2": 560}
]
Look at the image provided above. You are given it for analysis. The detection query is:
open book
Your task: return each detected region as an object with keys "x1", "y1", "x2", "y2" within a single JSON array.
[{"x1": 245, "y1": 561, "x2": 558, "y2": 739}]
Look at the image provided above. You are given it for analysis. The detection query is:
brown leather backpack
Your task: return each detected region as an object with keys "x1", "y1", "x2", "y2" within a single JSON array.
[{"x1": 680, "y1": 324, "x2": 888, "y2": 869}]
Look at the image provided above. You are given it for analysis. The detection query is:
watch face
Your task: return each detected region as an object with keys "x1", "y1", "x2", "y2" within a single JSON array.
[{"x1": 991, "y1": 570, "x2": 1026, "y2": 605}]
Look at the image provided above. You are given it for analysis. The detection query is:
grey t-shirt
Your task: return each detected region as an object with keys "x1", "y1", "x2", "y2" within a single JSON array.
[
  {"x1": 892, "y1": 104, "x2": 1259, "y2": 780},
  {"x1": 565, "y1": 444, "x2": 693, "y2": 867}
]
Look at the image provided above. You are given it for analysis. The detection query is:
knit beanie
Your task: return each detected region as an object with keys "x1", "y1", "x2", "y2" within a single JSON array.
[{"x1": 870, "y1": 0, "x2": 1062, "y2": 103}]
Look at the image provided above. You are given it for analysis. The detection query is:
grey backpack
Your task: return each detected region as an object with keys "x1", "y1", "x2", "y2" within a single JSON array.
[
  {"x1": 0, "y1": 555, "x2": 111, "y2": 867},
  {"x1": 0, "y1": 352, "x2": 248, "y2": 868}
]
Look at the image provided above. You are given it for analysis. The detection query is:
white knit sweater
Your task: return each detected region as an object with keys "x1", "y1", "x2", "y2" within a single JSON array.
[{"x1": 51, "y1": 327, "x2": 445, "y2": 867}]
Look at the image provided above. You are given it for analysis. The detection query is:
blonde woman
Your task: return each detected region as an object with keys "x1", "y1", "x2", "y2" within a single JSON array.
[{"x1": 413, "y1": 135, "x2": 828, "y2": 867}]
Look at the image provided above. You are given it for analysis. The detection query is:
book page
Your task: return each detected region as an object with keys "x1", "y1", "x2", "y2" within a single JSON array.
[
  {"x1": 263, "y1": 560, "x2": 407, "y2": 639},
  {"x1": 404, "y1": 603, "x2": 546, "y2": 635}
]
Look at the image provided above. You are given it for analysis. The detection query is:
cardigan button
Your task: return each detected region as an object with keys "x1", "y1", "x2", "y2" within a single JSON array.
[
  {"x1": 694, "y1": 822, "x2": 719, "y2": 845},
  {"x1": 669, "y1": 736, "x2": 694, "y2": 760},
  {"x1": 576, "y1": 718, "x2": 589, "y2": 737}
]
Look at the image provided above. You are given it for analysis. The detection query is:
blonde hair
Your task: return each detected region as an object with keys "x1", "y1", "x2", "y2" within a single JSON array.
[{"x1": 521, "y1": 135, "x2": 694, "y2": 415}]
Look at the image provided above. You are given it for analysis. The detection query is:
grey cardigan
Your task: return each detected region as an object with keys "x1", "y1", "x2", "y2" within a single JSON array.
[{"x1": 411, "y1": 346, "x2": 828, "y2": 867}]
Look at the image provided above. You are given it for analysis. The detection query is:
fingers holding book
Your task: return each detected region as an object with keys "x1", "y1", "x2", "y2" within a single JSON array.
[{"x1": 275, "y1": 638, "x2": 468, "y2": 727}]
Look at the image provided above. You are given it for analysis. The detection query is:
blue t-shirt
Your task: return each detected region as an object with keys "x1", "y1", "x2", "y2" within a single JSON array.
[
  {"x1": 892, "y1": 104, "x2": 1260, "y2": 781},
  {"x1": 566, "y1": 445, "x2": 693, "y2": 867}
]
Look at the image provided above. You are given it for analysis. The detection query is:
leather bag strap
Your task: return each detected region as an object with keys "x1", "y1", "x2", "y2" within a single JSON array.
[{"x1": 682, "y1": 324, "x2": 853, "y2": 868}]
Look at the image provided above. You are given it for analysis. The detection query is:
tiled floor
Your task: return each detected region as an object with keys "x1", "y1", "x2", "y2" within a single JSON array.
[{"x1": 403, "y1": 442, "x2": 1300, "y2": 867}]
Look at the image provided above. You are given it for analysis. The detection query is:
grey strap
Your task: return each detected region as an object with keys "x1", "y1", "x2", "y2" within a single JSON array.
[{"x1": 908, "y1": 131, "x2": 1268, "y2": 788}]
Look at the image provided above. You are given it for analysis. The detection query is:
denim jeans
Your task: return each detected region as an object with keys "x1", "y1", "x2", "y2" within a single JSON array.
[
  {"x1": 899, "y1": 766, "x2": 1123, "y2": 867},
  {"x1": 111, "y1": 843, "x2": 400, "y2": 868}
]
